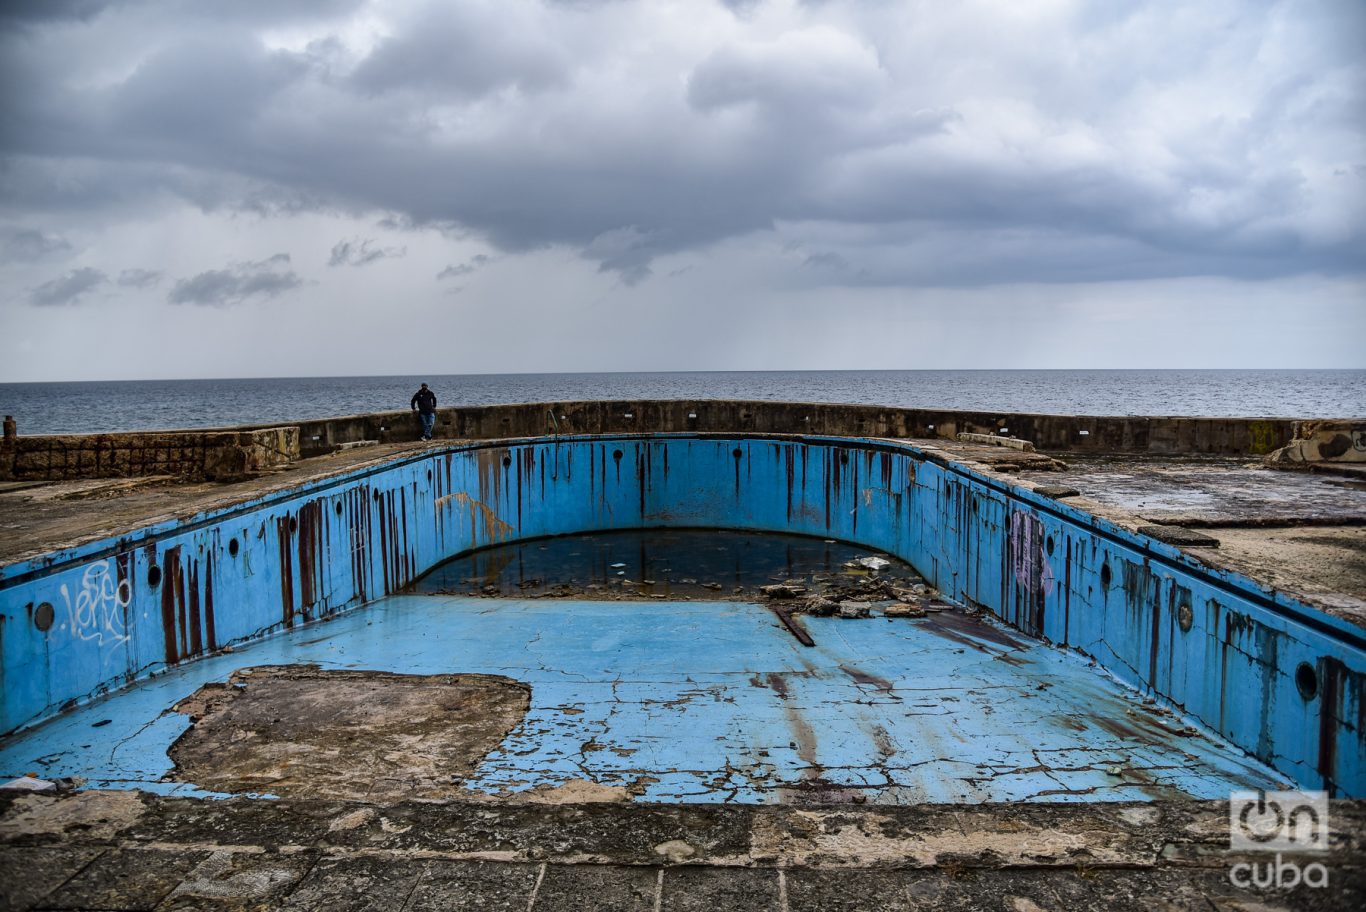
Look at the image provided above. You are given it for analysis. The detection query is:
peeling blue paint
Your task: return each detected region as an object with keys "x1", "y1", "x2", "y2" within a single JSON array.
[
  {"x1": 0, "y1": 595, "x2": 1288, "y2": 803},
  {"x1": 1, "y1": 434, "x2": 1362, "y2": 796}
]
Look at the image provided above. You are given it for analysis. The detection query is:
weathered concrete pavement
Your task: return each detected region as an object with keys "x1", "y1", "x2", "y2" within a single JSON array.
[{"x1": 2, "y1": 791, "x2": 1364, "y2": 911}]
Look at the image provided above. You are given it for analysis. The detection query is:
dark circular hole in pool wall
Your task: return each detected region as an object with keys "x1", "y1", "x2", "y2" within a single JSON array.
[
  {"x1": 34, "y1": 601, "x2": 55, "y2": 632},
  {"x1": 1295, "y1": 662, "x2": 1319, "y2": 701}
]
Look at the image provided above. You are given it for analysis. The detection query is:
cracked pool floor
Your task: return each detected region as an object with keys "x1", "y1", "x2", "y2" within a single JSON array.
[{"x1": 0, "y1": 595, "x2": 1288, "y2": 804}]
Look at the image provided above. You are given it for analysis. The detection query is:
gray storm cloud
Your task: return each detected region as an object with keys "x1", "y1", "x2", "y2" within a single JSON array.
[
  {"x1": 116, "y1": 268, "x2": 163, "y2": 288},
  {"x1": 2, "y1": 0, "x2": 1360, "y2": 285},
  {"x1": 0, "y1": 226, "x2": 71, "y2": 264},
  {"x1": 328, "y1": 239, "x2": 406, "y2": 267},
  {"x1": 167, "y1": 254, "x2": 302, "y2": 307},
  {"x1": 28, "y1": 266, "x2": 106, "y2": 306},
  {"x1": 0, "y1": 0, "x2": 1362, "y2": 381}
]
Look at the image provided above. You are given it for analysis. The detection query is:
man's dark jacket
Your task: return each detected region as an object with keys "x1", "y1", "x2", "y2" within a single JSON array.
[{"x1": 411, "y1": 388, "x2": 437, "y2": 414}]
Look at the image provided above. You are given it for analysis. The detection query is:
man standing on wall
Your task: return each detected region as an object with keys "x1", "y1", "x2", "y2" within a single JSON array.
[{"x1": 410, "y1": 382, "x2": 438, "y2": 441}]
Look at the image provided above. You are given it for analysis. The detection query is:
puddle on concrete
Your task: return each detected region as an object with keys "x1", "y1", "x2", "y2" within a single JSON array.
[{"x1": 412, "y1": 528, "x2": 926, "y2": 603}]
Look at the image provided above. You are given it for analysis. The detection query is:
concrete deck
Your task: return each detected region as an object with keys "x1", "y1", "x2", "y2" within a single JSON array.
[
  {"x1": 2, "y1": 790, "x2": 1363, "y2": 911},
  {"x1": 0, "y1": 441, "x2": 423, "y2": 568},
  {"x1": 1007, "y1": 455, "x2": 1366, "y2": 623}
]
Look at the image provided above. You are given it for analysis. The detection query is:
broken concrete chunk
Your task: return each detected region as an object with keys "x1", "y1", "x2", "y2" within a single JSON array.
[
  {"x1": 760, "y1": 583, "x2": 808, "y2": 599},
  {"x1": 798, "y1": 596, "x2": 839, "y2": 617},
  {"x1": 847, "y1": 556, "x2": 891, "y2": 571},
  {"x1": 1033, "y1": 485, "x2": 1081, "y2": 499},
  {"x1": 883, "y1": 602, "x2": 927, "y2": 619},
  {"x1": 0, "y1": 776, "x2": 57, "y2": 792},
  {"x1": 837, "y1": 600, "x2": 872, "y2": 619},
  {"x1": 957, "y1": 432, "x2": 1036, "y2": 451},
  {"x1": 1136, "y1": 525, "x2": 1220, "y2": 548}
]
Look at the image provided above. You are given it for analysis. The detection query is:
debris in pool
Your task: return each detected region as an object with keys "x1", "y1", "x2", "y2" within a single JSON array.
[
  {"x1": 848, "y1": 556, "x2": 891, "y2": 571},
  {"x1": 883, "y1": 602, "x2": 927, "y2": 619},
  {"x1": 760, "y1": 583, "x2": 808, "y2": 599},
  {"x1": 838, "y1": 601, "x2": 872, "y2": 619},
  {"x1": 610, "y1": 563, "x2": 626, "y2": 568},
  {"x1": 1, "y1": 775, "x2": 57, "y2": 792},
  {"x1": 91, "y1": 719, "x2": 112, "y2": 727},
  {"x1": 798, "y1": 596, "x2": 839, "y2": 616}
]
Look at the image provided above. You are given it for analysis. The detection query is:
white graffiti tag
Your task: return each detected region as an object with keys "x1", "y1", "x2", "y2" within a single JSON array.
[{"x1": 59, "y1": 562, "x2": 132, "y2": 647}]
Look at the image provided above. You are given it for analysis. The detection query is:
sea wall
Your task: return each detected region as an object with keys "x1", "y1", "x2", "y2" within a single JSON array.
[
  {"x1": 1, "y1": 434, "x2": 1361, "y2": 796},
  {"x1": 0, "y1": 427, "x2": 299, "y2": 482},
  {"x1": 1, "y1": 401, "x2": 1308, "y2": 482},
  {"x1": 270, "y1": 400, "x2": 1306, "y2": 458}
]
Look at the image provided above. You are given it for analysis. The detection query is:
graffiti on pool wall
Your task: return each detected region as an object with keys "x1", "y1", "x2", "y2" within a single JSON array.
[
  {"x1": 1010, "y1": 510, "x2": 1055, "y2": 598},
  {"x1": 59, "y1": 562, "x2": 131, "y2": 647}
]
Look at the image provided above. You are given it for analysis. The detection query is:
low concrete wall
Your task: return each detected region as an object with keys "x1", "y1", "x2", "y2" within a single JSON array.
[
  {"x1": 2, "y1": 402, "x2": 1304, "y2": 480},
  {"x1": 0, "y1": 427, "x2": 299, "y2": 482},
  {"x1": 299, "y1": 400, "x2": 1300, "y2": 458}
]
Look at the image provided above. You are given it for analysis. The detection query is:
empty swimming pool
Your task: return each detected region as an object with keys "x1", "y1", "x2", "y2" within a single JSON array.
[{"x1": 1, "y1": 434, "x2": 1361, "y2": 801}]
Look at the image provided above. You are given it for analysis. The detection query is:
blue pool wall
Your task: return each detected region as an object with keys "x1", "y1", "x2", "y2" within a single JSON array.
[{"x1": 1, "y1": 433, "x2": 1362, "y2": 797}]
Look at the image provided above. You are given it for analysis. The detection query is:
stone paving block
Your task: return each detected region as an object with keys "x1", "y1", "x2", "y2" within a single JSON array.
[
  {"x1": 318, "y1": 802, "x2": 757, "y2": 866},
  {"x1": 0, "y1": 846, "x2": 104, "y2": 912},
  {"x1": 275, "y1": 856, "x2": 429, "y2": 912},
  {"x1": 403, "y1": 859, "x2": 540, "y2": 912},
  {"x1": 784, "y1": 868, "x2": 920, "y2": 912},
  {"x1": 121, "y1": 798, "x2": 336, "y2": 851},
  {"x1": 790, "y1": 867, "x2": 1366, "y2": 912},
  {"x1": 152, "y1": 849, "x2": 316, "y2": 911},
  {"x1": 532, "y1": 864, "x2": 658, "y2": 912},
  {"x1": 40, "y1": 848, "x2": 209, "y2": 911},
  {"x1": 660, "y1": 867, "x2": 780, "y2": 912}
]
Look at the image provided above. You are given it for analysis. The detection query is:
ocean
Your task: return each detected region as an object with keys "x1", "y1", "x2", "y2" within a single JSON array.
[{"x1": 1, "y1": 370, "x2": 1363, "y2": 436}]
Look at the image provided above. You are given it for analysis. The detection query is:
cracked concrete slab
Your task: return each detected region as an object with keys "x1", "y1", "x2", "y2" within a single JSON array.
[
  {"x1": 1, "y1": 596, "x2": 1287, "y2": 806},
  {"x1": 167, "y1": 666, "x2": 529, "y2": 802}
]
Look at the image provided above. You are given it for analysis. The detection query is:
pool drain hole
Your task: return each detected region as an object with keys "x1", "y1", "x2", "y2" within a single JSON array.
[
  {"x1": 34, "y1": 601, "x2": 55, "y2": 631},
  {"x1": 1295, "y1": 662, "x2": 1318, "y2": 700}
]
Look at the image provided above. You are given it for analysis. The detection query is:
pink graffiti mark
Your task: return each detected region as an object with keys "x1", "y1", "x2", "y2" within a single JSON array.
[{"x1": 1010, "y1": 511, "x2": 1055, "y2": 597}]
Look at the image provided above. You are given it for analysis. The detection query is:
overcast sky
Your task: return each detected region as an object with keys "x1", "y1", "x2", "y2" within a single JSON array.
[{"x1": 1, "y1": 0, "x2": 1362, "y2": 381}]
